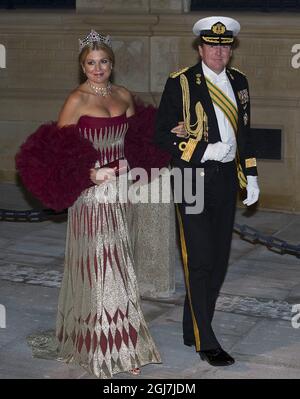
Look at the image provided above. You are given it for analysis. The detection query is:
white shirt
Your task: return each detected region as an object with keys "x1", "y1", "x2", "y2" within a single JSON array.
[{"x1": 202, "y1": 61, "x2": 237, "y2": 162}]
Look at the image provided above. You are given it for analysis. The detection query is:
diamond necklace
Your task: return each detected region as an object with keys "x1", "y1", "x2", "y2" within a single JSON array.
[{"x1": 87, "y1": 80, "x2": 112, "y2": 97}]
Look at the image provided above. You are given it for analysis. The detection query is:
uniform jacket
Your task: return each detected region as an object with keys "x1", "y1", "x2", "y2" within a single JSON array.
[{"x1": 154, "y1": 62, "x2": 258, "y2": 181}]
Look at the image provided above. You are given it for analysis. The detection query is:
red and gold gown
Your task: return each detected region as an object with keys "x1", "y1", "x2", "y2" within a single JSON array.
[{"x1": 55, "y1": 114, "x2": 161, "y2": 378}]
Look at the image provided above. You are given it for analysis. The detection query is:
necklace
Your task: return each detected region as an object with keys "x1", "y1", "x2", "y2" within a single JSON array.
[{"x1": 87, "y1": 80, "x2": 112, "y2": 97}]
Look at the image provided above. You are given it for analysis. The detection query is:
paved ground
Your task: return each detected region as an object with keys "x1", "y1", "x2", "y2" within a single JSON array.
[{"x1": 0, "y1": 183, "x2": 300, "y2": 379}]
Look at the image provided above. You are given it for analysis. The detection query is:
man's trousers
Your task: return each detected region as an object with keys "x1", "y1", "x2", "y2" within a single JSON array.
[{"x1": 175, "y1": 160, "x2": 238, "y2": 351}]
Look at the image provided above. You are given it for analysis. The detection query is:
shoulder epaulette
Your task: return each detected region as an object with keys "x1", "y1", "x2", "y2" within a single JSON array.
[
  {"x1": 169, "y1": 67, "x2": 190, "y2": 78},
  {"x1": 230, "y1": 67, "x2": 246, "y2": 77}
]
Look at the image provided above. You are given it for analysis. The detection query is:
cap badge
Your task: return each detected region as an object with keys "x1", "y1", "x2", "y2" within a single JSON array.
[{"x1": 211, "y1": 22, "x2": 226, "y2": 35}]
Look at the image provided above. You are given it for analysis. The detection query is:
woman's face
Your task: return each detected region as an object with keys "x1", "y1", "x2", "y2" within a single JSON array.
[{"x1": 82, "y1": 49, "x2": 112, "y2": 85}]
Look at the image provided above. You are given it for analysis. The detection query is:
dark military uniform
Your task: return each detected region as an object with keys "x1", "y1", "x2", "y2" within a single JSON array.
[{"x1": 154, "y1": 62, "x2": 257, "y2": 351}]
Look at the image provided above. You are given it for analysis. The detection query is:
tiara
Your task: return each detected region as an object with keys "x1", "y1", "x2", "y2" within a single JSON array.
[{"x1": 78, "y1": 29, "x2": 112, "y2": 52}]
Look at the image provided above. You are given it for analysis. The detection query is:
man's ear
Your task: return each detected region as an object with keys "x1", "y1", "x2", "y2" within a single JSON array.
[{"x1": 198, "y1": 45, "x2": 203, "y2": 58}]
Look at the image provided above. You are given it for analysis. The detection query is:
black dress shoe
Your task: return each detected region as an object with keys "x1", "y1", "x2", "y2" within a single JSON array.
[
  {"x1": 199, "y1": 348, "x2": 235, "y2": 367},
  {"x1": 183, "y1": 340, "x2": 195, "y2": 347}
]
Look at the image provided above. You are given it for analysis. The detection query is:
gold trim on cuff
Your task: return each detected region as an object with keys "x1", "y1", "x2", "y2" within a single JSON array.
[
  {"x1": 181, "y1": 138, "x2": 198, "y2": 162},
  {"x1": 245, "y1": 158, "x2": 257, "y2": 168}
]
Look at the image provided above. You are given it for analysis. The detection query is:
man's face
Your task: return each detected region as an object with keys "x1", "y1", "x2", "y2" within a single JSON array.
[{"x1": 198, "y1": 44, "x2": 232, "y2": 74}]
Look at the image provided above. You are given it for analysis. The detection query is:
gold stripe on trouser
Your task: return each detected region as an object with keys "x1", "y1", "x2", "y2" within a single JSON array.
[
  {"x1": 206, "y1": 78, "x2": 248, "y2": 189},
  {"x1": 236, "y1": 153, "x2": 247, "y2": 188},
  {"x1": 176, "y1": 205, "x2": 201, "y2": 351}
]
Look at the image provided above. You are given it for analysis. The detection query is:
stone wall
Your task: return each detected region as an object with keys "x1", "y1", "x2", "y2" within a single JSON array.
[
  {"x1": 1, "y1": 11, "x2": 300, "y2": 211},
  {"x1": 1, "y1": 9, "x2": 300, "y2": 214},
  {"x1": 1, "y1": 7, "x2": 300, "y2": 298}
]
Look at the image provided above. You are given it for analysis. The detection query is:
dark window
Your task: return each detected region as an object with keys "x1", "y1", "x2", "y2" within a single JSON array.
[
  {"x1": 0, "y1": 0, "x2": 75, "y2": 8},
  {"x1": 191, "y1": 0, "x2": 300, "y2": 11},
  {"x1": 251, "y1": 128, "x2": 282, "y2": 160}
]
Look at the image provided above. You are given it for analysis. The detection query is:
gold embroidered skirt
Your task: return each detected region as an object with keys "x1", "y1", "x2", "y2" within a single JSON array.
[{"x1": 56, "y1": 180, "x2": 161, "y2": 378}]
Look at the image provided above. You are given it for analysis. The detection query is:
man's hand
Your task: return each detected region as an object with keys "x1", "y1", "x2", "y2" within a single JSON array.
[
  {"x1": 201, "y1": 141, "x2": 232, "y2": 162},
  {"x1": 171, "y1": 121, "x2": 188, "y2": 138},
  {"x1": 90, "y1": 167, "x2": 117, "y2": 185},
  {"x1": 243, "y1": 175, "x2": 260, "y2": 206}
]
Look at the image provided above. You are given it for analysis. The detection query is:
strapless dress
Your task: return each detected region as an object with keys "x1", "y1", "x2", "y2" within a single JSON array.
[{"x1": 56, "y1": 114, "x2": 161, "y2": 378}]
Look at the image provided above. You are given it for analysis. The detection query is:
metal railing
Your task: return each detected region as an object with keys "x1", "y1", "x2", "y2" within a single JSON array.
[
  {"x1": 0, "y1": 208, "x2": 66, "y2": 222},
  {"x1": 234, "y1": 223, "x2": 300, "y2": 257}
]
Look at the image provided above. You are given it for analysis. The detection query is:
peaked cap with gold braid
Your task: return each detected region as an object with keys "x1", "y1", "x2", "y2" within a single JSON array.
[{"x1": 193, "y1": 16, "x2": 240, "y2": 46}]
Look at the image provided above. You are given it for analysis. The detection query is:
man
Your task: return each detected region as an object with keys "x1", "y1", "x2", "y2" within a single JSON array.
[{"x1": 154, "y1": 16, "x2": 259, "y2": 366}]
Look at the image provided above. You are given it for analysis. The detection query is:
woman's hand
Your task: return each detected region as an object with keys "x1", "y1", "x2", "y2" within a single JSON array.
[
  {"x1": 171, "y1": 121, "x2": 188, "y2": 138},
  {"x1": 90, "y1": 167, "x2": 117, "y2": 185}
]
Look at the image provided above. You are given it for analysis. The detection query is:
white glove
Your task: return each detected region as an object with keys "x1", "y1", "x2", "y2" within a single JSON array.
[
  {"x1": 243, "y1": 176, "x2": 260, "y2": 206},
  {"x1": 201, "y1": 141, "x2": 232, "y2": 162}
]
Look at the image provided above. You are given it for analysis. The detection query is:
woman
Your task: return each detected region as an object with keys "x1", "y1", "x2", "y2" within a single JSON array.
[{"x1": 54, "y1": 30, "x2": 161, "y2": 378}]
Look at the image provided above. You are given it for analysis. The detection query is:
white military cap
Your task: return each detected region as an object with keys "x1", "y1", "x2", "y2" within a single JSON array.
[{"x1": 193, "y1": 16, "x2": 240, "y2": 45}]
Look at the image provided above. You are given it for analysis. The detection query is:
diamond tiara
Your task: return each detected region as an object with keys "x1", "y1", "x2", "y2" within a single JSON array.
[{"x1": 78, "y1": 29, "x2": 112, "y2": 52}]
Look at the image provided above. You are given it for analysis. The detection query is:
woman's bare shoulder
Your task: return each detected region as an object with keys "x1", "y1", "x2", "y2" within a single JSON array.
[
  {"x1": 113, "y1": 85, "x2": 135, "y2": 117},
  {"x1": 57, "y1": 88, "x2": 87, "y2": 127},
  {"x1": 114, "y1": 85, "x2": 133, "y2": 100},
  {"x1": 65, "y1": 87, "x2": 86, "y2": 106}
]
